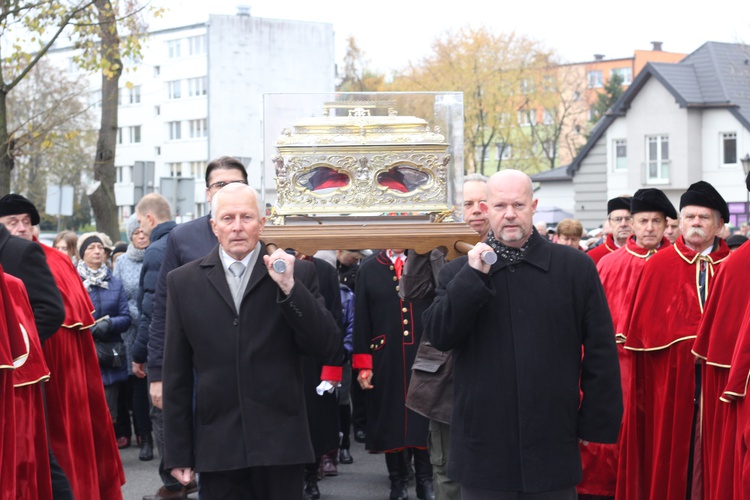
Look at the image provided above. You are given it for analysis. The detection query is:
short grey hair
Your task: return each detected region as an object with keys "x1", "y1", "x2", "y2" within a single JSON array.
[
  {"x1": 464, "y1": 173, "x2": 488, "y2": 185},
  {"x1": 210, "y1": 182, "x2": 264, "y2": 219}
]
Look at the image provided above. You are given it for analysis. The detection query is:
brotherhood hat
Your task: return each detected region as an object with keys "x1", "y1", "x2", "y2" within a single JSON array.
[
  {"x1": 630, "y1": 188, "x2": 677, "y2": 219},
  {"x1": 0, "y1": 193, "x2": 40, "y2": 225},
  {"x1": 726, "y1": 234, "x2": 748, "y2": 249},
  {"x1": 607, "y1": 196, "x2": 632, "y2": 214},
  {"x1": 679, "y1": 181, "x2": 729, "y2": 222}
]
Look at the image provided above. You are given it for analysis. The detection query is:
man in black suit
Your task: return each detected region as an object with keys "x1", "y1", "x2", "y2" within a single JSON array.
[{"x1": 163, "y1": 183, "x2": 340, "y2": 499}]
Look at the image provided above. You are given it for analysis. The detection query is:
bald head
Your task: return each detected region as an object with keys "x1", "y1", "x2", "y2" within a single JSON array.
[{"x1": 483, "y1": 170, "x2": 538, "y2": 248}]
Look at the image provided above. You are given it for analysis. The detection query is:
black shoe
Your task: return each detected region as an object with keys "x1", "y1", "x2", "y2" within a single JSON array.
[
  {"x1": 339, "y1": 448, "x2": 353, "y2": 464},
  {"x1": 416, "y1": 478, "x2": 435, "y2": 500},
  {"x1": 139, "y1": 435, "x2": 154, "y2": 461},
  {"x1": 184, "y1": 480, "x2": 198, "y2": 495},
  {"x1": 354, "y1": 428, "x2": 366, "y2": 443},
  {"x1": 142, "y1": 486, "x2": 187, "y2": 500},
  {"x1": 303, "y1": 479, "x2": 320, "y2": 500},
  {"x1": 389, "y1": 478, "x2": 408, "y2": 500}
]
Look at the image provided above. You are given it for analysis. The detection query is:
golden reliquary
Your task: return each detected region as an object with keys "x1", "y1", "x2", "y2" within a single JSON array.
[
  {"x1": 262, "y1": 93, "x2": 478, "y2": 258},
  {"x1": 271, "y1": 100, "x2": 452, "y2": 219}
]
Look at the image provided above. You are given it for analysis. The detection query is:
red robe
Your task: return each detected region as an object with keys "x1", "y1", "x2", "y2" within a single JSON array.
[
  {"x1": 618, "y1": 236, "x2": 729, "y2": 500},
  {"x1": 4, "y1": 274, "x2": 53, "y2": 500},
  {"x1": 0, "y1": 268, "x2": 26, "y2": 500},
  {"x1": 38, "y1": 242, "x2": 125, "y2": 500},
  {"x1": 721, "y1": 264, "x2": 750, "y2": 499},
  {"x1": 577, "y1": 236, "x2": 669, "y2": 496},
  {"x1": 692, "y1": 242, "x2": 750, "y2": 500},
  {"x1": 587, "y1": 233, "x2": 619, "y2": 265}
]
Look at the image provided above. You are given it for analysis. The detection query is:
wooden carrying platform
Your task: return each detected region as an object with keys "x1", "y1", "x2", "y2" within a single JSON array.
[{"x1": 261, "y1": 222, "x2": 480, "y2": 260}]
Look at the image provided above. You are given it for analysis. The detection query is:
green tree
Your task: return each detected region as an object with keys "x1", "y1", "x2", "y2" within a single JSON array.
[
  {"x1": 590, "y1": 72, "x2": 624, "y2": 122},
  {"x1": 8, "y1": 59, "x2": 96, "y2": 219},
  {"x1": 0, "y1": 0, "x2": 98, "y2": 197},
  {"x1": 337, "y1": 36, "x2": 386, "y2": 92},
  {"x1": 0, "y1": 1, "x2": 159, "y2": 241},
  {"x1": 389, "y1": 26, "x2": 558, "y2": 176}
]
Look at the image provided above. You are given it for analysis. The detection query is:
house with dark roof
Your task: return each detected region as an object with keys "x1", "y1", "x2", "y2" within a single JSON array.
[{"x1": 563, "y1": 41, "x2": 750, "y2": 228}]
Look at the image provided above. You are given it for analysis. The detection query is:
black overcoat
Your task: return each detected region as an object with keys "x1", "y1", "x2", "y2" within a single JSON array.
[
  {"x1": 353, "y1": 250, "x2": 430, "y2": 451},
  {"x1": 424, "y1": 232, "x2": 623, "y2": 493},
  {"x1": 163, "y1": 242, "x2": 340, "y2": 472}
]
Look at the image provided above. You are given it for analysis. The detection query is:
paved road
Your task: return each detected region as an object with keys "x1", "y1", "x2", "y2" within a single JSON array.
[{"x1": 120, "y1": 435, "x2": 419, "y2": 500}]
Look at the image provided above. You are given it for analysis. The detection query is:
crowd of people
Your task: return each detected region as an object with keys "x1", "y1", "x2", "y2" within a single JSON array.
[{"x1": 1, "y1": 158, "x2": 750, "y2": 500}]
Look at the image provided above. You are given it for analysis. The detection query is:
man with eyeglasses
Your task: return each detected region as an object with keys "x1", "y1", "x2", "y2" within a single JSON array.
[
  {"x1": 618, "y1": 181, "x2": 731, "y2": 500},
  {"x1": 587, "y1": 196, "x2": 633, "y2": 265},
  {"x1": 163, "y1": 182, "x2": 339, "y2": 499},
  {"x1": 578, "y1": 188, "x2": 676, "y2": 499},
  {"x1": 141, "y1": 156, "x2": 248, "y2": 500}
]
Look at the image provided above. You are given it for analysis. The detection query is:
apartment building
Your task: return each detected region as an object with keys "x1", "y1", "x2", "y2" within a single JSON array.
[{"x1": 46, "y1": 10, "x2": 335, "y2": 221}]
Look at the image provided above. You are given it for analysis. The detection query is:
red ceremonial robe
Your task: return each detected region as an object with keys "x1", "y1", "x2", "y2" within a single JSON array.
[
  {"x1": 37, "y1": 242, "x2": 125, "y2": 500},
  {"x1": 577, "y1": 236, "x2": 669, "y2": 496},
  {"x1": 0, "y1": 267, "x2": 28, "y2": 500},
  {"x1": 721, "y1": 272, "x2": 750, "y2": 499},
  {"x1": 692, "y1": 242, "x2": 750, "y2": 500},
  {"x1": 4, "y1": 274, "x2": 53, "y2": 500},
  {"x1": 617, "y1": 236, "x2": 729, "y2": 500},
  {"x1": 587, "y1": 233, "x2": 619, "y2": 265}
]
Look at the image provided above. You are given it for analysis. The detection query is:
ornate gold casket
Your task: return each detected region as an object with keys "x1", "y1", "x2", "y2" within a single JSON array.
[{"x1": 261, "y1": 93, "x2": 478, "y2": 258}]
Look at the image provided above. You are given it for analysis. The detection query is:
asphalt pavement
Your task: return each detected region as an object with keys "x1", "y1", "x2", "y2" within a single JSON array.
[{"x1": 120, "y1": 433, "x2": 417, "y2": 499}]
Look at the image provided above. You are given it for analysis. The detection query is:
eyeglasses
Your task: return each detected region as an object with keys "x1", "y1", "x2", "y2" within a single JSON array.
[
  {"x1": 609, "y1": 216, "x2": 633, "y2": 224},
  {"x1": 207, "y1": 179, "x2": 248, "y2": 190}
]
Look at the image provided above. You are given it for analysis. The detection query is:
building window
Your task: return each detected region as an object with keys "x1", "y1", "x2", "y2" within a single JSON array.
[
  {"x1": 116, "y1": 166, "x2": 123, "y2": 183},
  {"x1": 155, "y1": 146, "x2": 161, "y2": 156},
  {"x1": 167, "y1": 121, "x2": 182, "y2": 141},
  {"x1": 167, "y1": 80, "x2": 181, "y2": 99},
  {"x1": 189, "y1": 161, "x2": 207, "y2": 179},
  {"x1": 168, "y1": 162, "x2": 183, "y2": 177},
  {"x1": 189, "y1": 119, "x2": 207, "y2": 138},
  {"x1": 613, "y1": 139, "x2": 627, "y2": 171},
  {"x1": 722, "y1": 132, "x2": 737, "y2": 165},
  {"x1": 573, "y1": 91, "x2": 581, "y2": 101},
  {"x1": 129, "y1": 85, "x2": 141, "y2": 104},
  {"x1": 154, "y1": 65, "x2": 160, "y2": 77},
  {"x1": 542, "y1": 140, "x2": 555, "y2": 157},
  {"x1": 167, "y1": 39, "x2": 181, "y2": 59},
  {"x1": 188, "y1": 35, "x2": 206, "y2": 55},
  {"x1": 117, "y1": 127, "x2": 123, "y2": 144},
  {"x1": 496, "y1": 143, "x2": 512, "y2": 160},
  {"x1": 646, "y1": 135, "x2": 670, "y2": 184},
  {"x1": 611, "y1": 67, "x2": 632, "y2": 85},
  {"x1": 542, "y1": 109, "x2": 554, "y2": 125},
  {"x1": 518, "y1": 109, "x2": 536, "y2": 127},
  {"x1": 130, "y1": 126, "x2": 141, "y2": 144},
  {"x1": 587, "y1": 70, "x2": 603, "y2": 88},
  {"x1": 475, "y1": 145, "x2": 490, "y2": 163},
  {"x1": 188, "y1": 77, "x2": 207, "y2": 97},
  {"x1": 155, "y1": 106, "x2": 160, "y2": 116},
  {"x1": 521, "y1": 79, "x2": 534, "y2": 94}
]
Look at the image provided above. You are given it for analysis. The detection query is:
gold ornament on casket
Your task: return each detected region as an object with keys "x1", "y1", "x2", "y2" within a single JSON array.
[{"x1": 262, "y1": 97, "x2": 478, "y2": 259}]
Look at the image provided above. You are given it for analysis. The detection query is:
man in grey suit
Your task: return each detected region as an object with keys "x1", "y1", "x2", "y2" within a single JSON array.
[{"x1": 163, "y1": 183, "x2": 340, "y2": 499}]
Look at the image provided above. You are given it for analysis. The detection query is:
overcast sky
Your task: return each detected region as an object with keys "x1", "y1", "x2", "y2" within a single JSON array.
[{"x1": 150, "y1": 0, "x2": 750, "y2": 72}]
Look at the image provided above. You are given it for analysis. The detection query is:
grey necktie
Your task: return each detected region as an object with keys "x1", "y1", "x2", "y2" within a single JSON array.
[{"x1": 228, "y1": 261, "x2": 246, "y2": 309}]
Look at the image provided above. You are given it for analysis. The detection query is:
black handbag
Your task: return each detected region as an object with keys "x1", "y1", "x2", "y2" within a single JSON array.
[{"x1": 95, "y1": 340, "x2": 126, "y2": 369}]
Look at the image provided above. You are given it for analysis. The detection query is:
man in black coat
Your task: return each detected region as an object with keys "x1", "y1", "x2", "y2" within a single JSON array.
[
  {"x1": 423, "y1": 170, "x2": 622, "y2": 500},
  {"x1": 143, "y1": 156, "x2": 247, "y2": 500},
  {"x1": 163, "y1": 183, "x2": 339, "y2": 499}
]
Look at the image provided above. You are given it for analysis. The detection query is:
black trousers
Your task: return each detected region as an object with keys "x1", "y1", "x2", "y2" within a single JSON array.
[{"x1": 199, "y1": 464, "x2": 304, "y2": 500}]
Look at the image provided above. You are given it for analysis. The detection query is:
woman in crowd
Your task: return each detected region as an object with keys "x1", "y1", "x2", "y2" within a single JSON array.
[
  {"x1": 77, "y1": 232, "x2": 131, "y2": 428},
  {"x1": 53, "y1": 230, "x2": 79, "y2": 264},
  {"x1": 112, "y1": 215, "x2": 153, "y2": 461}
]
